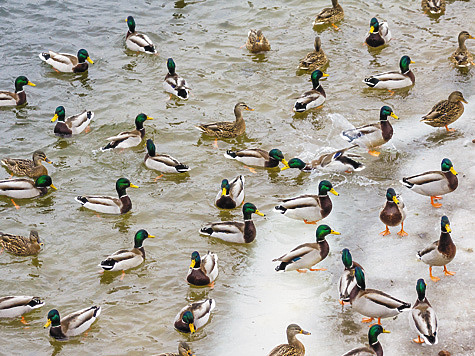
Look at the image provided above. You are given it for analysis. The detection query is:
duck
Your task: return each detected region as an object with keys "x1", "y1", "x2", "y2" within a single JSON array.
[
  {"x1": 0, "y1": 230, "x2": 42, "y2": 256},
  {"x1": 199, "y1": 202, "x2": 264, "y2": 243},
  {"x1": 163, "y1": 58, "x2": 189, "y2": 99},
  {"x1": 449, "y1": 31, "x2": 474, "y2": 67},
  {"x1": 102, "y1": 113, "x2": 153, "y2": 151},
  {"x1": 400, "y1": 158, "x2": 458, "y2": 208},
  {"x1": 1, "y1": 151, "x2": 52, "y2": 179},
  {"x1": 273, "y1": 225, "x2": 340, "y2": 273},
  {"x1": 245, "y1": 29, "x2": 270, "y2": 53},
  {"x1": 174, "y1": 299, "x2": 215, "y2": 333},
  {"x1": 342, "y1": 324, "x2": 390, "y2": 356},
  {"x1": 144, "y1": 139, "x2": 190, "y2": 174},
  {"x1": 74, "y1": 177, "x2": 138, "y2": 215},
  {"x1": 341, "y1": 106, "x2": 399, "y2": 157},
  {"x1": 365, "y1": 18, "x2": 391, "y2": 48},
  {"x1": 186, "y1": 251, "x2": 219, "y2": 287},
  {"x1": 417, "y1": 216, "x2": 456, "y2": 282},
  {"x1": 274, "y1": 180, "x2": 339, "y2": 224},
  {"x1": 0, "y1": 296, "x2": 44, "y2": 319},
  {"x1": 350, "y1": 266, "x2": 411, "y2": 325},
  {"x1": 379, "y1": 188, "x2": 407, "y2": 237},
  {"x1": 409, "y1": 279, "x2": 438, "y2": 345},
  {"x1": 338, "y1": 248, "x2": 364, "y2": 305},
  {"x1": 267, "y1": 324, "x2": 311, "y2": 356},
  {"x1": 215, "y1": 175, "x2": 245, "y2": 209},
  {"x1": 363, "y1": 56, "x2": 415, "y2": 91},
  {"x1": 293, "y1": 70, "x2": 329, "y2": 113},
  {"x1": 421, "y1": 91, "x2": 467, "y2": 132},
  {"x1": 0, "y1": 76, "x2": 36, "y2": 106},
  {"x1": 224, "y1": 148, "x2": 289, "y2": 169},
  {"x1": 156, "y1": 341, "x2": 194, "y2": 356},
  {"x1": 0, "y1": 175, "x2": 56, "y2": 199},
  {"x1": 421, "y1": 0, "x2": 446, "y2": 15},
  {"x1": 51, "y1": 106, "x2": 94, "y2": 137},
  {"x1": 313, "y1": 0, "x2": 344, "y2": 30},
  {"x1": 39, "y1": 49, "x2": 93, "y2": 73},
  {"x1": 44, "y1": 306, "x2": 101, "y2": 339},
  {"x1": 298, "y1": 36, "x2": 328, "y2": 71},
  {"x1": 125, "y1": 16, "x2": 157, "y2": 54},
  {"x1": 196, "y1": 102, "x2": 254, "y2": 138}
]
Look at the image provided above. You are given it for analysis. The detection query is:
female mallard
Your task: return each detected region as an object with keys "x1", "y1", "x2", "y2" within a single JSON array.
[
  {"x1": 450, "y1": 31, "x2": 474, "y2": 67},
  {"x1": 417, "y1": 216, "x2": 456, "y2": 282},
  {"x1": 224, "y1": 148, "x2": 289, "y2": 169},
  {"x1": 186, "y1": 251, "x2": 219, "y2": 287},
  {"x1": 273, "y1": 225, "x2": 340, "y2": 273},
  {"x1": 199, "y1": 202, "x2": 264, "y2": 243},
  {"x1": 246, "y1": 29, "x2": 270, "y2": 53},
  {"x1": 196, "y1": 102, "x2": 253, "y2": 138},
  {"x1": 341, "y1": 106, "x2": 399, "y2": 157},
  {"x1": 44, "y1": 306, "x2": 101, "y2": 339},
  {"x1": 350, "y1": 267, "x2": 411, "y2": 325},
  {"x1": 409, "y1": 279, "x2": 438, "y2": 345},
  {"x1": 421, "y1": 0, "x2": 446, "y2": 15},
  {"x1": 338, "y1": 248, "x2": 364, "y2": 305},
  {"x1": 0, "y1": 76, "x2": 36, "y2": 106},
  {"x1": 102, "y1": 113, "x2": 153, "y2": 151},
  {"x1": 401, "y1": 158, "x2": 458, "y2": 208},
  {"x1": 51, "y1": 106, "x2": 94, "y2": 136},
  {"x1": 365, "y1": 18, "x2": 391, "y2": 48},
  {"x1": 342, "y1": 324, "x2": 390, "y2": 356},
  {"x1": 0, "y1": 296, "x2": 44, "y2": 319},
  {"x1": 163, "y1": 58, "x2": 189, "y2": 100},
  {"x1": 174, "y1": 299, "x2": 215, "y2": 334},
  {"x1": 0, "y1": 175, "x2": 56, "y2": 199},
  {"x1": 364, "y1": 56, "x2": 415, "y2": 92},
  {"x1": 215, "y1": 175, "x2": 245, "y2": 209},
  {"x1": 144, "y1": 139, "x2": 190, "y2": 174},
  {"x1": 293, "y1": 70, "x2": 329, "y2": 113},
  {"x1": 267, "y1": 324, "x2": 310, "y2": 356},
  {"x1": 274, "y1": 180, "x2": 339, "y2": 224},
  {"x1": 74, "y1": 177, "x2": 138, "y2": 214},
  {"x1": 379, "y1": 188, "x2": 407, "y2": 237},
  {"x1": 1, "y1": 151, "x2": 52, "y2": 179},
  {"x1": 156, "y1": 341, "x2": 194, "y2": 356},
  {"x1": 0, "y1": 230, "x2": 42, "y2": 256},
  {"x1": 313, "y1": 0, "x2": 344, "y2": 30},
  {"x1": 421, "y1": 91, "x2": 467, "y2": 131},
  {"x1": 298, "y1": 36, "x2": 328, "y2": 71},
  {"x1": 125, "y1": 16, "x2": 157, "y2": 54},
  {"x1": 39, "y1": 49, "x2": 93, "y2": 73}
]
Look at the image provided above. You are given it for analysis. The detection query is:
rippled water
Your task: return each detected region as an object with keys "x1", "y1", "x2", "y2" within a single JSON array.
[{"x1": 1, "y1": 0, "x2": 474, "y2": 355}]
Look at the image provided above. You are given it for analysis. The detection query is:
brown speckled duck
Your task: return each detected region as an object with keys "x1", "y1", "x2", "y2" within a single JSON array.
[
  {"x1": 421, "y1": 0, "x2": 446, "y2": 15},
  {"x1": 0, "y1": 230, "x2": 42, "y2": 256},
  {"x1": 421, "y1": 91, "x2": 467, "y2": 131},
  {"x1": 267, "y1": 324, "x2": 310, "y2": 356},
  {"x1": 1, "y1": 151, "x2": 52, "y2": 179},
  {"x1": 156, "y1": 342, "x2": 194, "y2": 356},
  {"x1": 298, "y1": 36, "x2": 328, "y2": 71},
  {"x1": 313, "y1": 0, "x2": 344, "y2": 30},
  {"x1": 450, "y1": 31, "x2": 474, "y2": 67},
  {"x1": 245, "y1": 29, "x2": 270, "y2": 53}
]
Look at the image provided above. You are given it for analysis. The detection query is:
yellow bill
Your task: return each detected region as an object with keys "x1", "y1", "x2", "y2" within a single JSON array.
[
  {"x1": 44, "y1": 319, "x2": 51, "y2": 328},
  {"x1": 445, "y1": 224, "x2": 451, "y2": 233},
  {"x1": 392, "y1": 196, "x2": 399, "y2": 204},
  {"x1": 27, "y1": 81, "x2": 36, "y2": 87},
  {"x1": 130, "y1": 184, "x2": 139, "y2": 188},
  {"x1": 255, "y1": 209, "x2": 265, "y2": 216},
  {"x1": 51, "y1": 114, "x2": 58, "y2": 122},
  {"x1": 50, "y1": 184, "x2": 57, "y2": 190},
  {"x1": 449, "y1": 167, "x2": 457, "y2": 175},
  {"x1": 390, "y1": 112, "x2": 399, "y2": 119},
  {"x1": 330, "y1": 230, "x2": 341, "y2": 235},
  {"x1": 330, "y1": 188, "x2": 339, "y2": 196},
  {"x1": 87, "y1": 57, "x2": 94, "y2": 64}
]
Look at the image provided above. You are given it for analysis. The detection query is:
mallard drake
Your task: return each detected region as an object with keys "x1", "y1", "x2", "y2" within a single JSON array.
[
  {"x1": 365, "y1": 18, "x2": 391, "y2": 48},
  {"x1": 338, "y1": 248, "x2": 364, "y2": 305},
  {"x1": 245, "y1": 29, "x2": 270, "y2": 53},
  {"x1": 186, "y1": 251, "x2": 219, "y2": 287},
  {"x1": 199, "y1": 202, "x2": 264, "y2": 243},
  {"x1": 0, "y1": 230, "x2": 42, "y2": 256},
  {"x1": 341, "y1": 106, "x2": 399, "y2": 157},
  {"x1": 298, "y1": 36, "x2": 328, "y2": 71},
  {"x1": 421, "y1": 91, "x2": 467, "y2": 131},
  {"x1": 0, "y1": 76, "x2": 36, "y2": 106},
  {"x1": 421, "y1": 0, "x2": 446, "y2": 15},
  {"x1": 274, "y1": 180, "x2": 339, "y2": 224},
  {"x1": 215, "y1": 175, "x2": 245, "y2": 209},
  {"x1": 74, "y1": 177, "x2": 138, "y2": 215},
  {"x1": 174, "y1": 299, "x2": 215, "y2": 334},
  {"x1": 450, "y1": 31, "x2": 474, "y2": 67},
  {"x1": 274, "y1": 225, "x2": 340, "y2": 273},
  {"x1": 409, "y1": 279, "x2": 438, "y2": 344},
  {"x1": 51, "y1": 106, "x2": 94, "y2": 136},
  {"x1": 1, "y1": 151, "x2": 52, "y2": 179},
  {"x1": 0, "y1": 175, "x2": 56, "y2": 199},
  {"x1": 156, "y1": 341, "x2": 194, "y2": 356},
  {"x1": 417, "y1": 216, "x2": 456, "y2": 282},
  {"x1": 196, "y1": 102, "x2": 253, "y2": 138},
  {"x1": 267, "y1": 324, "x2": 310, "y2": 356},
  {"x1": 224, "y1": 148, "x2": 289, "y2": 169},
  {"x1": 342, "y1": 324, "x2": 390, "y2": 356},
  {"x1": 0, "y1": 296, "x2": 44, "y2": 319},
  {"x1": 293, "y1": 70, "x2": 329, "y2": 113},
  {"x1": 163, "y1": 58, "x2": 189, "y2": 100},
  {"x1": 313, "y1": 0, "x2": 344, "y2": 30},
  {"x1": 44, "y1": 306, "x2": 101, "y2": 339},
  {"x1": 400, "y1": 158, "x2": 458, "y2": 208},
  {"x1": 363, "y1": 56, "x2": 415, "y2": 91},
  {"x1": 39, "y1": 49, "x2": 93, "y2": 73},
  {"x1": 379, "y1": 188, "x2": 407, "y2": 237},
  {"x1": 102, "y1": 113, "x2": 153, "y2": 151},
  {"x1": 125, "y1": 16, "x2": 157, "y2": 54},
  {"x1": 144, "y1": 139, "x2": 190, "y2": 174},
  {"x1": 350, "y1": 267, "x2": 411, "y2": 325}
]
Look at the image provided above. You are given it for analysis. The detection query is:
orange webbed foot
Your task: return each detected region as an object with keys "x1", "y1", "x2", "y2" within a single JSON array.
[
  {"x1": 208, "y1": 281, "x2": 215, "y2": 289},
  {"x1": 368, "y1": 150, "x2": 380, "y2": 157},
  {"x1": 243, "y1": 165, "x2": 257, "y2": 174},
  {"x1": 443, "y1": 265, "x2": 456, "y2": 276},
  {"x1": 387, "y1": 89, "x2": 395, "y2": 96},
  {"x1": 429, "y1": 267, "x2": 440, "y2": 282},
  {"x1": 331, "y1": 23, "x2": 340, "y2": 31},
  {"x1": 445, "y1": 125, "x2": 456, "y2": 132},
  {"x1": 361, "y1": 317, "x2": 374, "y2": 323},
  {"x1": 309, "y1": 268, "x2": 327, "y2": 271},
  {"x1": 379, "y1": 226, "x2": 391, "y2": 236},
  {"x1": 154, "y1": 174, "x2": 163, "y2": 182},
  {"x1": 413, "y1": 336, "x2": 424, "y2": 344},
  {"x1": 296, "y1": 269, "x2": 307, "y2": 273},
  {"x1": 304, "y1": 220, "x2": 318, "y2": 224},
  {"x1": 430, "y1": 196, "x2": 442, "y2": 208},
  {"x1": 397, "y1": 223, "x2": 408, "y2": 237},
  {"x1": 11, "y1": 199, "x2": 20, "y2": 210},
  {"x1": 20, "y1": 316, "x2": 28, "y2": 325}
]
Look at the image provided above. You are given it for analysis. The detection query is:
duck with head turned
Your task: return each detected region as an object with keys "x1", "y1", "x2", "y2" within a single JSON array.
[
  {"x1": 156, "y1": 341, "x2": 195, "y2": 356},
  {"x1": 1, "y1": 150, "x2": 52, "y2": 179},
  {"x1": 215, "y1": 175, "x2": 245, "y2": 209},
  {"x1": 0, "y1": 230, "x2": 42, "y2": 256},
  {"x1": 450, "y1": 31, "x2": 474, "y2": 67},
  {"x1": 224, "y1": 148, "x2": 289, "y2": 169},
  {"x1": 293, "y1": 70, "x2": 329, "y2": 113},
  {"x1": 342, "y1": 324, "x2": 390, "y2": 356},
  {"x1": 186, "y1": 251, "x2": 218, "y2": 287},
  {"x1": 44, "y1": 306, "x2": 101, "y2": 339},
  {"x1": 365, "y1": 18, "x2": 391, "y2": 48},
  {"x1": 267, "y1": 324, "x2": 310, "y2": 356},
  {"x1": 174, "y1": 299, "x2": 215, "y2": 334},
  {"x1": 163, "y1": 58, "x2": 189, "y2": 99},
  {"x1": 39, "y1": 49, "x2": 93, "y2": 73},
  {"x1": 102, "y1": 113, "x2": 153, "y2": 151},
  {"x1": 409, "y1": 279, "x2": 438, "y2": 345},
  {"x1": 364, "y1": 56, "x2": 415, "y2": 92},
  {"x1": 125, "y1": 16, "x2": 156, "y2": 54},
  {"x1": 338, "y1": 248, "x2": 364, "y2": 305},
  {"x1": 379, "y1": 188, "x2": 407, "y2": 237},
  {"x1": 0, "y1": 76, "x2": 35, "y2": 106},
  {"x1": 421, "y1": 91, "x2": 467, "y2": 131},
  {"x1": 51, "y1": 106, "x2": 94, "y2": 136},
  {"x1": 313, "y1": 0, "x2": 344, "y2": 30}
]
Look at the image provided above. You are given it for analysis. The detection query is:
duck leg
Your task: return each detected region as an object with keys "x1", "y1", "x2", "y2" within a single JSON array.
[
  {"x1": 413, "y1": 335, "x2": 424, "y2": 344},
  {"x1": 361, "y1": 317, "x2": 374, "y2": 323},
  {"x1": 339, "y1": 300, "x2": 350, "y2": 306},
  {"x1": 331, "y1": 23, "x2": 340, "y2": 30},
  {"x1": 444, "y1": 125, "x2": 455, "y2": 132},
  {"x1": 11, "y1": 199, "x2": 20, "y2": 210},
  {"x1": 309, "y1": 268, "x2": 327, "y2": 271},
  {"x1": 120, "y1": 270, "x2": 125, "y2": 281},
  {"x1": 379, "y1": 225, "x2": 391, "y2": 236},
  {"x1": 296, "y1": 269, "x2": 307, "y2": 273},
  {"x1": 208, "y1": 281, "x2": 215, "y2": 289},
  {"x1": 443, "y1": 265, "x2": 456, "y2": 276},
  {"x1": 243, "y1": 165, "x2": 257, "y2": 173},
  {"x1": 154, "y1": 174, "x2": 163, "y2": 182},
  {"x1": 20, "y1": 316, "x2": 28, "y2": 325},
  {"x1": 397, "y1": 222, "x2": 408, "y2": 237},
  {"x1": 303, "y1": 220, "x2": 318, "y2": 224},
  {"x1": 429, "y1": 267, "x2": 440, "y2": 282},
  {"x1": 368, "y1": 150, "x2": 380, "y2": 157},
  {"x1": 430, "y1": 196, "x2": 442, "y2": 208},
  {"x1": 213, "y1": 139, "x2": 219, "y2": 149}
]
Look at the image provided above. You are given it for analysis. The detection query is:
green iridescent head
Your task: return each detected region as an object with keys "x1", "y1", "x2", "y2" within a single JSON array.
[
  {"x1": 341, "y1": 248, "x2": 353, "y2": 268},
  {"x1": 77, "y1": 49, "x2": 93, "y2": 64},
  {"x1": 134, "y1": 229, "x2": 155, "y2": 248},
  {"x1": 310, "y1": 70, "x2": 329, "y2": 89},
  {"x1": 35, "y1": 175, "x2": 56, "y2": 189},
  {"x1": 14, "y1": 76, "x2": 35, "y2": 92},
  {"x1": 368, "y1": 324, "x2": 390, "y2": 345},
  {"x1": 115, "y1": 177, "x2": 139, "y2": 196},
  {"x1": 385, "y1": 188, "x2": 400, "y2": 204},
  {"x1": 380, "y1": 106, "x2": 398, "y2": 121},
  {"x1": 287, "y1": 158, "x2": 306, "y2": 170},
  {"x1": 441, "y1": 158, "x2": 457, "y2": 175},
  {"x1": 242, "y1": 202, "x2": 265, "y2": 219},
  {"x1": 416, "y1": 278, "x2": 426, "y2": 301},
  {"x1": 146, "y1": 139, "x2": 156, "y2": 156},
  {"x1": 126, "y1": 16, "x2": 136, "y2": 32},
  {"x1": 318, "y1": 180, "x2": 339, "y2": 196},
  {"x1": 354, "y1": 266, "x2": 366, "y2": 289},
  {"x1": 315, "y1": 225, "x2": 340, "y2": 241},
  {"x1": 135, "y1": 113, "x2": 153, "y2": 129},
  {"x1": 182, "y1": 310, "x2": 195, "y2": 333},
  {"x1": 369, "y1": 17, "x2": 379, "y2": 33},
  {"x1": 440, "y1": 215, "x2": 451, "y2": 233},
  {"x1": 190, "y1": 251, "x2": 201, "y2": 268},
  {"x1": 167, "y1": 58, "x2": 176, "y2": 74},
  {"x1": 44, "y1": 309, "x2": 61, "y2": 327},
  {"x1": 52, "y1": 106, "x2": 66, "y2": 122},
  {"x1": 269, "y1": 149, "x2": 284, "y2": 161},
  {"x1": 220, "y1": 179, "x2": 230, "y2": 195},
  {"x1": 399, "y1": 55, "x2": 413, "y2": 73}
]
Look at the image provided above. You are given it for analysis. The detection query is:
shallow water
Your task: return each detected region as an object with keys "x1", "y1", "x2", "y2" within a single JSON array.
[{"x1": 1, "y1": 0, "x2": 474, "y2": 355}]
